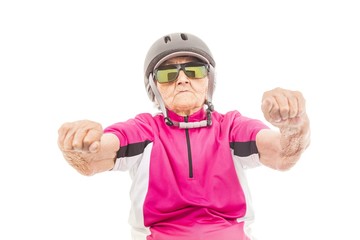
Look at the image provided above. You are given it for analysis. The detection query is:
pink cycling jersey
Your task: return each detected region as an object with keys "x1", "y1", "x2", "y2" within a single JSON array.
[{"x1": 104, "y1": 108, "x2": 269, "y2": 240}]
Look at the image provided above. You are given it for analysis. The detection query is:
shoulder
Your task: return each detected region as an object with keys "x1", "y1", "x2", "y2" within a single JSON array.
[
  {"x1": 213, "y1": 110, "x2": 269, "y2": 138},
  {"x1": 212, "y1": 110, "x2": 247, "y2": 123},
  {"x1": 134, "y1": 112, "x2": 164, "y2": 125}
]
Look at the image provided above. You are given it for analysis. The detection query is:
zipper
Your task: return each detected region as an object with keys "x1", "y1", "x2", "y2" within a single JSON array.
[{"x1": 184, "y1": 116, "x2": 194, "y2": 178}]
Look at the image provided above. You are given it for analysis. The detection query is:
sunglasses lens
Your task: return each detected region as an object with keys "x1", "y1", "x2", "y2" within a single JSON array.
[
  {"x1": 155, "y1": 68, "x2": 179, "y2": 83},
  {"x1": 184, "y1": 65, "x2": 207, "y2": 79},
  {"x1": 154, "y1": 62, "x2": 208, "y2": 83}
]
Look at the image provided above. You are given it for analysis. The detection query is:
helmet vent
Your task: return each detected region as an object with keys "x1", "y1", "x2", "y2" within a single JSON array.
[
  {"x1": 180, "y1": 33, "x2": 188, "y2": 40},
  {"x1": 164, "y1": 36, "x2": 171, "y2": 43}
]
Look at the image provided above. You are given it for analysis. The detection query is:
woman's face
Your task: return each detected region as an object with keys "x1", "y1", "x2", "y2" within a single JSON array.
[{"x1": 156, "y1": 57, "x2": 209, "y2": 116}]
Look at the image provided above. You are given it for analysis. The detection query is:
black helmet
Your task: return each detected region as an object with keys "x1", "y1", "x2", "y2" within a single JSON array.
[{"x1": 144, "y1": 32, "x2": 216, "y2": 102}]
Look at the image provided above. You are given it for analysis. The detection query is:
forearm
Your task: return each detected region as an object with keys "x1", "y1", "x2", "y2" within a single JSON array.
[
  {"x1": 63, "y1": 152, "x2": 94, "y2": 176},
  {"x1": 63, "y1": 151, "x2": 115, "y2": 176},
  {"x1": 259, "y1": 87, "x2": 311, "y2": 170},
  {"x1": 277, "y1": 114, "x2": 311, "y2": 170}
]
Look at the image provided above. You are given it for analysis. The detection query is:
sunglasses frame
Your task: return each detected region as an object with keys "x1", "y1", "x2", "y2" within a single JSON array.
[{"x1": 153, "y1": 62, "x2": 209, "y2": 84}]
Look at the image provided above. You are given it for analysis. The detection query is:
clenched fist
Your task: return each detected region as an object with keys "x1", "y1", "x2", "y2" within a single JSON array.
[
  {"x1": 257, "y1": 87, "x2": 310, "y2": 170},
  {"x1": 261, "y1": 87, "x2": 306, "y2": 128},
  {"x1": 58, "y1": 120, "x2": 119, "y2": 176}
]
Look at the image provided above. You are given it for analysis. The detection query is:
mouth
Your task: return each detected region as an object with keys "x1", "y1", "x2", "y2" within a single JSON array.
[
  {"x1": 173, "y1": 91, "x2": 191, "y2": 99},
  {"x1": 176, "y1": 90, "x2": 191, "y2": 95}
]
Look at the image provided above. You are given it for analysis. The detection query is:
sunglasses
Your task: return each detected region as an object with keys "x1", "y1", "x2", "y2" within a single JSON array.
[{"x1": 153, "y1": 62, "x2": 209, "y2": 84}]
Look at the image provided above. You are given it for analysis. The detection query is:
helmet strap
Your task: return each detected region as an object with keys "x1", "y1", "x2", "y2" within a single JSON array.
[
  {"x1": 206, "y1": 65, "x2": 215, "y2": 104},
  {"x1": 149, "y1": 74, "x2": 168, "y2": 119},
  {"x1": 148, "y1": 74, "x2": 214, "y2": 129}
]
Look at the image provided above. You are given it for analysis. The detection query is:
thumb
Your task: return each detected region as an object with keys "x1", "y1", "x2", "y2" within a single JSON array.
[
  {"x1": 89, "y1": 141, "x2": 100, "y2": 153},
  {"x1": 89, "y1": 134, "x2": 119, "y2": 153}
]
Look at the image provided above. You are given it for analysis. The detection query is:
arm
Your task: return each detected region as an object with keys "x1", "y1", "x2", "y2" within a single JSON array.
[
  {"x1": 256, "y1": 88, "x2": 311, "y2": 171},
  {"x1": 58, "y1": 120, "x2": 120, "y2": 176}
]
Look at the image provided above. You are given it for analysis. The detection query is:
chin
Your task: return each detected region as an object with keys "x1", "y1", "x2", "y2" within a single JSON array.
[
  {"x1": 173, "y1": 104, "x2": 202, "y2": 116},
  {"x1": 174, "y1": 100, "x2": 194, "y2": 108}
]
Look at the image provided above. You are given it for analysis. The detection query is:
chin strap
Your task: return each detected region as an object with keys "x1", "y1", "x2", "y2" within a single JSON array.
[
  {"x1": 148, "y1": 74, "x2": 214, "y2": 129},
  {"x1": 164, "y1": 101, "x2": 214, "y2": 129}
]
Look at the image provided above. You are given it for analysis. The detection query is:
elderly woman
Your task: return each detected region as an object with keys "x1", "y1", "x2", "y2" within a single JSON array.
[{"x1": 58, "y1": 32, "x2": 310, "y2": 240}]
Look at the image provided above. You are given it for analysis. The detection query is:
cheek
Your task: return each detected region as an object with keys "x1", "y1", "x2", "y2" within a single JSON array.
[
  {"x1": 194, "y1": 80, "x2": 208, "y2": 95},
  {"x1": 157, "y1": 85, "x2": 173, "y2": 99}
]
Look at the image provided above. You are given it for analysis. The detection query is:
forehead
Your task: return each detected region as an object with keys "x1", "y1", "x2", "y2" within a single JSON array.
[{"x1": 162, "y1": 56, "x2": 201, "y2": 65}]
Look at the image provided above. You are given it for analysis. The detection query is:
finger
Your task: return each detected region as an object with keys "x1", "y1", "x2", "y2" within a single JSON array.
[
  {"x1": 295, "y1": 91, "x2": 306, "y2": 117},
  {"x1": 273, "y1": 94, "x2": 290, "y2": 121},
  {"x1": 264, "y1": 94, "x2": 287, "y2": 122},
  {"x1": 89, "y1": 141, "x2": 100, "y2": 153},
  {"x1": 261, "y1": 97, "x2": 274, "y2": 121},
  {"x1": 90, "y1": 134, "x2": 118, "y2": 157},
  {"x1": 60, "y1": 120, "x2": 103, "y2": 152},
  {"x1": 63, "y1": 126, "x2": 77, "y2": 151},
  {"x1": 286, "y1": 92, "x2": 299, "y2": 119},
  {"x1": 57, "y1": 124, "x2": 67, "y2": 149},
  {"x1": 262, "y1": 97, "x2": 284, "y2": 123},
  {"x1": 72, "y1": 128, "x2": 89, "y2": 151},
  {"x1": 57, "y1": 122, "x2": 70, "y2": 150},
  {"x1": 82, "y1": 128, "x2": 103, "y2": 151},
  {"x1": 58, "y1": 122, "x2": 76, "y2": 151}
]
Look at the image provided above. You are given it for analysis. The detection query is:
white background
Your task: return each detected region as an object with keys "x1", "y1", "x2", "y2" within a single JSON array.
[{"x1": 1, "y1": 0, "x2": 359, "y2": 239}]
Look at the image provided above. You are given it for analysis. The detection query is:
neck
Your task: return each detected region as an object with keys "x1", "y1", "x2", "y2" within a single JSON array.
[{"x1": 172, "y1": 106, "x2": 203, "y2": 116}]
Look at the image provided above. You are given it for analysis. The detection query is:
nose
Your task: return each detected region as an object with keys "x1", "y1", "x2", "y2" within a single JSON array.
[{"x1": 176, "y1": 70, "x2": 190, "y2": 84}]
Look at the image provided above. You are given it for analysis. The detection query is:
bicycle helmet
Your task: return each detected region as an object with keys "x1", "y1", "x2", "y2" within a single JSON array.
[{"x1": 143, "y1": 32, "x2": 216, "y2": 128}]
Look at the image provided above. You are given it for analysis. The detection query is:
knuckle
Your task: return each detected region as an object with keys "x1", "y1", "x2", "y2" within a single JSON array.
[
  {"x1": 289, "y1": 108, "x2": 297, "y2": 118},
  {"x1": 294, "y1": 90, "x2": 303, "y2": 97},
  {"x1": 72, "y1": 140, "x2": 82, "y2": 149},
  {"x1": 58, "y1": 122, "x2": 70, "y2": 133},
  {"x1": 271, "y1": 104, "x2": 280, "y2": 113},
  {"x1": 280, "y1": 106, "x2": 290, "y2": 115},
  {"x1": 83, "y1": 139, "x2": 93, "y2": 148}
]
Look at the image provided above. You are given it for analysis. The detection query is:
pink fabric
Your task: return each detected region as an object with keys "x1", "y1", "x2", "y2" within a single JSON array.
[
  {"x1": 148, "y1": 220, "x2": 249, "y2": 240},
  {"x1": 104, "y1": 109, "x2": 268, "y2": 239}
]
